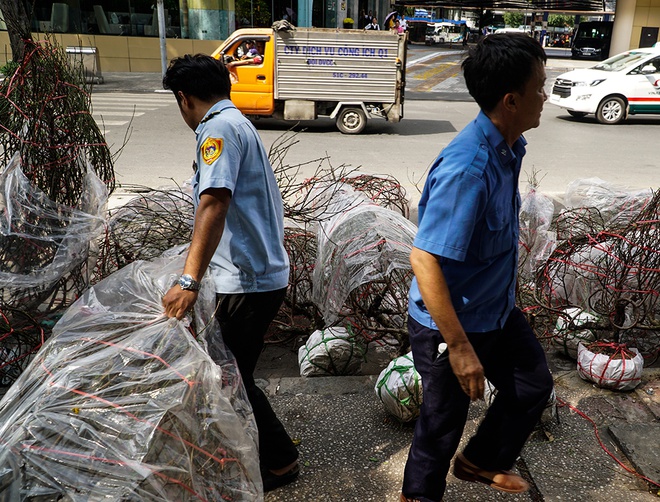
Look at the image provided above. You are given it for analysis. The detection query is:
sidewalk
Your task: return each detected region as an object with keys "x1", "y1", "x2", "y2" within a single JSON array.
[{"x1": 257, "y1": 348, "x2": 660, "y2": 501}]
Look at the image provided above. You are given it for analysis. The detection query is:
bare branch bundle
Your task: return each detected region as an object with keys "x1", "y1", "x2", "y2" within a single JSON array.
[
  {"x1": 92, "y1": 186, "x2": 194, "y2": 284},
  {"x1": 0, "y1": 38, "x2": 115, "y2": 207}
]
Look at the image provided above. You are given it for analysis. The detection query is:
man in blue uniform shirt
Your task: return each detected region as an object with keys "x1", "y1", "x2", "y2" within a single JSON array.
[
  {"x1": 162, "y1": 54, "x2": 299, "y2": 492},
  {"x1": 401, "y1": 34, "x2": 554, "y2": 502}
]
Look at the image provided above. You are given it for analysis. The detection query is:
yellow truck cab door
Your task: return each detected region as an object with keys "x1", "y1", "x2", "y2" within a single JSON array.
[{"x1": 220, "y1": 34, "x2": 275, "y2": 115}]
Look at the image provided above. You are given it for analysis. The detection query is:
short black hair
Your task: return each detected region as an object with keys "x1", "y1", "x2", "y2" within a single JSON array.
[
  {"x1": 163, "y1": 54, "x2": 231, "y2": 103},
  {"x1": 462, "y1": 33, "x2": 546, "y2": 112}
]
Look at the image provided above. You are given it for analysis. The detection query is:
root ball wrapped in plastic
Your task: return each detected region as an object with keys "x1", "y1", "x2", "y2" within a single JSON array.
[
  {"x1": 298, "y1": 327, "x2": 366, "y2": 376},
  {"x1": 577, "y1": 342, "x2": 644, "y2": 391},
  {"x1": 0, "y1": 254, "x2": 262, "y2": 501},
  {"x1": 374, "y1": 352, "x2": 422, "y2": 422},
  {"x1": 552, "y1": 307, "x2": 598, "y2": 359}
]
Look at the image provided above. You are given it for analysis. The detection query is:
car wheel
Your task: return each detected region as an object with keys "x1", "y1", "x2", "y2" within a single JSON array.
[
  {"x1": 567, "y1": 110, "x2": 587, "y2": 118},
  {"x1": 439, "y1": 38, "x2": 445, "y2": 44},
  {"x1": 336, "y1": 107, "x2": 366, "y2": 134},
  {"x1": 596, "y1": 96, "x2": 627, "y2": 124}
]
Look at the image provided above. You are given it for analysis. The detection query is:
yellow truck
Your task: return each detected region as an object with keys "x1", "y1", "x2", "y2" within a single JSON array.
[{"x1": 212, "y1": 27, "x2": 406, "y2": 134}]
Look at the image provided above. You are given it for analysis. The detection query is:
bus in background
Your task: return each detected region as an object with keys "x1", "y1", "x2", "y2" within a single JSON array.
[{"x1": 571, "y1": 21, "x2": 614, "y2": 60}]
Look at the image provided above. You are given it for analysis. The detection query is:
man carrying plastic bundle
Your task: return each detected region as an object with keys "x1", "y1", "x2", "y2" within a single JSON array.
[
  {"x1": 161, "y1": 54, "x2": 299, "y2": 492},
  {"x1": 400, "y1": 34, "x2": 554, "y2": 502}
]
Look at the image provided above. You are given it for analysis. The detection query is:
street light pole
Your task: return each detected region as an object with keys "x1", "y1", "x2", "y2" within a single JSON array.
[{"x1": 157, "y1": 0, "x2": 167, "y2": 78}]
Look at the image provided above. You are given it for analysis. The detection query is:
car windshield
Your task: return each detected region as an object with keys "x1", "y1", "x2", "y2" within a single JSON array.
[{"x1": 592, "y1": 51, "x2": 649, "y2": 71}]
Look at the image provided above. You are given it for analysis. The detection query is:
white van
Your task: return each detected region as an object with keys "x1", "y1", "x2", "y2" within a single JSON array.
[{"x1": 549, "y1": 47, "x2": 660, "y2": 124}]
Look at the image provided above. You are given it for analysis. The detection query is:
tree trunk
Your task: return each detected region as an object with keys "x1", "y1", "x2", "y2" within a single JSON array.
[{"x1": 0, "y1": 0, "x2": 33, "y2": 63}]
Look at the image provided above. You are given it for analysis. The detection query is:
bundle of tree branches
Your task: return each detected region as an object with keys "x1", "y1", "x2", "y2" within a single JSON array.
[
  {"x1": 0, "y1": 37, "x2": 115, "y2": 207},
  {"x1": 92, "y1": 186, "x2": 194, "y2": 284},
  {"x1": 532, "y1": 189, "x2": 660, "y2": 365},
  {"x1": 0, "y1": 307, "x2": 43, "y2": 386}
]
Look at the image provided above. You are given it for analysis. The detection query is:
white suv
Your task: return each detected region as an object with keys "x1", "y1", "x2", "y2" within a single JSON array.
[{"x1": 549, "y1": 47, "x2": 660, "y2": 124}]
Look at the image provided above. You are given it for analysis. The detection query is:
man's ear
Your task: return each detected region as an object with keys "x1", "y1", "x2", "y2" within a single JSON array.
[{"x1": 502, "y1": 92, "x2": 517, "y2": 113}]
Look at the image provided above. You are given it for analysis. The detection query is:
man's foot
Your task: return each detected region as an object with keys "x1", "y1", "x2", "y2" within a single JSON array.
[
  {"x1": 452, "y1": 453, "x2": 530, "y2": 494},
  {"x1": 261, "y1": 461, "x2": 299, "y2": 492}
]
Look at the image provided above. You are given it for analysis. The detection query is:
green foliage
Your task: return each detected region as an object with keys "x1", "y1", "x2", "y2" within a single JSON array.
[
  {"x1": 503, "y1": 12, "x2": 524, "y2": 28},
  {"x1": 548, "y1": 14, "x2": 574, "y2": 28},
  {"x1": 235, "y1": 0, "x2": 272, "y2": 27},
  {"x1": 0, "y1": 60, "x2": 19, "y2": 77}
]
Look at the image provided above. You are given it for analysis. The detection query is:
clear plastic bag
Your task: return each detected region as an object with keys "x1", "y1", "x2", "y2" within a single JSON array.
[
  {"x1": 0, "y1": 152, "x2": 106, "y2": 293},
  {"x1": 0, "y1": 253, "x2": 262, "y2": 501},
  {"x1": 312, "y1": 186, "x2": 417, "y2": 324},
  {"x1": 518, "y1": 185, "x2": 556, "y2": 281}
]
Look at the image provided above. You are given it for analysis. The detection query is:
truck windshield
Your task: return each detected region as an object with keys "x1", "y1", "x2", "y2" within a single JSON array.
[{"x1": 593, "y1": 51, "x2": 648, "y2": 71}]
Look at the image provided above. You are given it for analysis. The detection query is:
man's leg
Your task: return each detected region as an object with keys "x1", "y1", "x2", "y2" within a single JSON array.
[
  {"x1": 402, "y1": 317, "x2": 471, "y2": 502},
  {"x1": 215, "y1": 289, "x2": 299, "y2": 471},
  {"x1": 463, "y1": 307, "x2": 553, "y2": 471}
]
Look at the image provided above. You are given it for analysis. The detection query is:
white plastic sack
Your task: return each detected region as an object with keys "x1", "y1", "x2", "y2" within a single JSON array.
[
  {"x1": 0, "y1": 253, "x2": 262, "y2": 501},
  {"x1": 577, "y1": 342, "x2": 644, "y2": 391},
  {"x1": 553, "y1": 307, "x2": 598, "y2": 359},
  {"x1": 374, "y1": 351, "x2": 423, "y2": 422},
  {"x1": 298, "y1": 327, "x2": 365, "y2": 377}
]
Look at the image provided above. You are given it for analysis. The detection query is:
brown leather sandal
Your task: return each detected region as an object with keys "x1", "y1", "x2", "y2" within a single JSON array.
[{"x1": 453, "y1": 453, "x2": 530, "y2": 494}]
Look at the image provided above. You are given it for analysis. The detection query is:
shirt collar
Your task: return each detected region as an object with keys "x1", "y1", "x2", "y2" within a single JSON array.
[
  {"x1": 195, "y1": 99, "x2": 235, "y2": 135},
  {"x1": 475, "y1": 110, "x2": 527, "y2": 167}
]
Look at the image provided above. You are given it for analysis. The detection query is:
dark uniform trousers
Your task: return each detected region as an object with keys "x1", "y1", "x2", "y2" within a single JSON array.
[
  {"x1": 402, "y1": 307, "x2": 553, "y2": 502},
  {"x1": 213, "y1": 288, "x2": 299, "y2": 471}
]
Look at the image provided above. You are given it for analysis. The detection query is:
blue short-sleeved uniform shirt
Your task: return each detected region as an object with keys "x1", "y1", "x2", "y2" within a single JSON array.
[
  {"x1": 408, "y1": 111, "x2": 525, "y2": 332},
  {"x1": 193, "y1": 100, "x2": 289, "y2": 294}
]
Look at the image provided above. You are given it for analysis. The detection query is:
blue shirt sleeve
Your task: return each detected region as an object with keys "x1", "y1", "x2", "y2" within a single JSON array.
[
  {"x1": 413, "y1": 148, "x2": 488, "y2": 262},
  {"x1": 196, "y1": 122, "x2": 242, "y2": 196}
]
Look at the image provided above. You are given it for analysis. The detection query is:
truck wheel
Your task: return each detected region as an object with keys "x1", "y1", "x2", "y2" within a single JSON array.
[
  {"x1": 596, "y1": 96, "x2": 626, "y2": 124},
  {"x1": 439, "y1": 38, "x2": 445, "y2": 44},
  {"x1": 336, "y1": 107, "x2": 366, "y2": 134},
  {"x1": 567, "y1": 110, "x2": 587, "y2": 118}
]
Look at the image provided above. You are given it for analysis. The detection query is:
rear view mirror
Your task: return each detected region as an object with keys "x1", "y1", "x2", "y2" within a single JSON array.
[{"x1": 641, "y1": 64, "x2": 658, "y2": 74}]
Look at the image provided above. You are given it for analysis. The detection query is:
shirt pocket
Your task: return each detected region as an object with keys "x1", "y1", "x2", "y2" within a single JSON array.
[{"x1": 478, "y1": 205, "x2": 512, "y2": 260}]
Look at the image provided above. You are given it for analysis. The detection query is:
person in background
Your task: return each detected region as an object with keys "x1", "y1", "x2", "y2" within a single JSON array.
[
  {"x1": 365, "y1": 16, "x2": 380, "y2": 30},
  {"x1": 162, "y1": 54, "x2": 299, "y2": 493},
  {"x1": 400, "y1": 33, "x2": 553, "y2": 502},
  {"x1": 399, "y1": 15, "x2": 408, "y2": 32}
]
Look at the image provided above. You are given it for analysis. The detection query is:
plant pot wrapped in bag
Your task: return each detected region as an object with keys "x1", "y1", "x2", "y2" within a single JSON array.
[
  {"x1": 298, "y1": 326, "x2": 366, "y2": 376},
  {"x1": 374, "y1": 351, "x2": 422, "y2": 422},
  {"x1": 577, "y1": 342, "x2": 644, "y2": 391}
]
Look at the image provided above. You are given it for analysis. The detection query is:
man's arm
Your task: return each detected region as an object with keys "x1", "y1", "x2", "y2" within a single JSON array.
[
  {"x1": 162, "y1": 187, "x2": 231, "y2": 319},
  {"x1": 410, "y1": 246, "x2": 485, "y2": 400}
]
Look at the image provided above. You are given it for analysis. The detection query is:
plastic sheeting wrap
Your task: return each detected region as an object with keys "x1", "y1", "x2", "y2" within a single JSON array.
[
  {"x1": 312, "y1": 186, "x2": 417, "y2": 325},
  {"x1": 518, "y1": 185, "x2": 556, "y2": 280},
  {"x1": 0, "y1": 253, "x2": 262, "y2": 501},
  {"x1": 484, "y1": 379, "x2": 558, "y2": 424},
  {"x1": 374, "y1": 352, "x2": 422, "y2": 422},
  {"x1": 298, "y1": 327, "x2": 366, "y2": 376},
  {"x1": 564, "y1": 178, "x2": 653, "y2": 228},
  {"x1": 577, "y1": 342, "x2": 644, "y2": 391},
  {"x1": 0, "y1": 152, "x2": 107, "y2": 300}
]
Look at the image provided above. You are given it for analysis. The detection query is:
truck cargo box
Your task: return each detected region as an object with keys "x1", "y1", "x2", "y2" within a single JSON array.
[{"x1": 274, "y1": 28, "x2": 404, "y2": 103}]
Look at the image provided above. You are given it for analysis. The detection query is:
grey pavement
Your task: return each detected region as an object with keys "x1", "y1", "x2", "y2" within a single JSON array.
[{"x1": 255, "y1": 349, "x2": 660, "y2": 501}]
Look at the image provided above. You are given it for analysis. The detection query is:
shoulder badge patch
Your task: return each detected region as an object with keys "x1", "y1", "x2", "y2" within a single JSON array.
[{"x1": 201, "y1": 137, "x2": 223, "y2": 165}]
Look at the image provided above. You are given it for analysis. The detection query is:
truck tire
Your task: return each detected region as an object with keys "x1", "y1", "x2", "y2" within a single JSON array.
[
  {"x1": 596, "y1": 96, "x2": 627, "y2": 124},
  {"x1": 336, "y1": 107, "x2": 367, "y2": 134}
]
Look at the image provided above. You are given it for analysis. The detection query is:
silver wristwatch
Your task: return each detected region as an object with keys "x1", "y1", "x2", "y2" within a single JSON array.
[{"x1": 178, "y1": 274, "x2": 201, "y2": 291}]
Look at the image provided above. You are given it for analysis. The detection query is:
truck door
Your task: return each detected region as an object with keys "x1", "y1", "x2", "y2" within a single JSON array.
[{"x1": 224, "y1": 36, "x2": 275, "y2": 115}]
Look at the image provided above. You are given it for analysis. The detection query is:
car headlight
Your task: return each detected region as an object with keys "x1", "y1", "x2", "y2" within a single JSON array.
[{"x1": 573, "y1": 79, "x2": 606, "y2": 87}]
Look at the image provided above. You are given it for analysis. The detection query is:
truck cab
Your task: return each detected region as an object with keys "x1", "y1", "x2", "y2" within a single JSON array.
[{"x1": 212, "y1": 28, "x2": 275, "y2": 115}]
